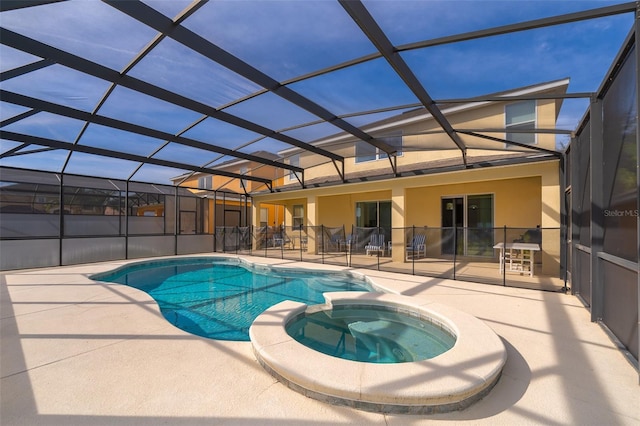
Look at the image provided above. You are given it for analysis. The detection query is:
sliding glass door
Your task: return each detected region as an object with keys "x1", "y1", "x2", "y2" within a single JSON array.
[
  {"x1": 441, "y1": 194, "x2": 494, "y2": 256},
  {"x1": 356, "y1": 201, "x2": 391, "y2": 228},
  {"x1": 466, "y1": 194, "x2": 494, "y2": 256},
  {"x1": 356, "y1": 201, "x2": 391, "y2": 241}
]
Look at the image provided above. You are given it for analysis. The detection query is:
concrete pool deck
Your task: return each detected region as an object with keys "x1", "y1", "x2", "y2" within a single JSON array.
[{"x1": 1, "y1": 254, "x2": 638, "y2": 425}]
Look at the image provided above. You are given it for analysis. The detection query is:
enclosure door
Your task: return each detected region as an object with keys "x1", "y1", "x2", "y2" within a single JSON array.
[
  {"x1": 179, "y1": 211, "x2": 196, "y2": 234},
  {"x1": 225, "y1": 210, "x2": 240, "y2": 227}
]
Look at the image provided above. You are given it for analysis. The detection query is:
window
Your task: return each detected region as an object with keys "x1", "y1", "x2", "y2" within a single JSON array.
[
  {"x1": 292, "y1": 204, "x2": 304, "y2": 228},
  {"x1": 198, "y1": 175, "x2": 212, "y2": 189},
  {"x1": 287, "y1": 155, "x2": 301, "y2": 181},
  {"x1": 355, "y1": 134, "x2": 402, "y2": 163},
  {"x1": 178, "y1": 195, "x2": 210, "y2": 235},
  {"x1": 355, "y1": 201, "x2": 391, "y2": 229},
  {"x1": 505, "y1": 100, "x2": 536, "y2": 145},
  {"x1": 260, "y1": 208, "x2": 268, "y2": 227},
  {"x1": 355, "y1": 142, "x2": 377, "y2": 163}
]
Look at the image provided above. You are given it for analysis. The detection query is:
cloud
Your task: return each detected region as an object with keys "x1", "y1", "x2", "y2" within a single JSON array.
[
  {"x1": 127, "y1": 37, "x2": 263, "y2": 109},
  {"x1": 1, "y1": 1, "x2": 157, "y2": 70},
  {"x1": 3, "y1": 112, "x2": 85, "y2": 143},
  {"x1": 2, "y1": 64, "x2": 111, "y2": 112}
]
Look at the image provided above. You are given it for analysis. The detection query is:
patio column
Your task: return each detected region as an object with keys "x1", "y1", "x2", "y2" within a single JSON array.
[
  {"x1": 541, "y1": 162, "x2": 562, "y2": 275},
  {"x1": 391, "y1": 185, "x2": 405, "y2": 262},
  {"x1": 306, "y1": 196, "x2": 318, "y2": 254}
]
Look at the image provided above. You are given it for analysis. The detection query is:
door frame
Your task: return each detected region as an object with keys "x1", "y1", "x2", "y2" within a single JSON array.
[{"x1": 441, "y1": 193, "x2": 495, "y2": 256}]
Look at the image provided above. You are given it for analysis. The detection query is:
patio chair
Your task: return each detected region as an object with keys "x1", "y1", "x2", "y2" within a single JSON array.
[
  {"x1": 406, "y1": 234, "x2": 426, "y2": 260},
  {"x1": 273, "y1": 231, "x2": 293, "y2": 249},
  {"x1": 365, "y1": 234, "x2": 385, "y2": 256}
]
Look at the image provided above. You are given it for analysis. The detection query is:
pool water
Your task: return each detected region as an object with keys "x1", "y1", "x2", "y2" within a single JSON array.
[
  {"x1": 94, "y1": 258, "x2": 372, "y2": 341},
  {"x1": 286, "y1": 306, "x2": 456, "y2": 363}
]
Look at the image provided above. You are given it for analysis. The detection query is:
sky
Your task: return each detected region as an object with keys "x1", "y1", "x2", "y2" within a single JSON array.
[{"x1": 0, "y1": 0, "x2": 635, "y2": 185}]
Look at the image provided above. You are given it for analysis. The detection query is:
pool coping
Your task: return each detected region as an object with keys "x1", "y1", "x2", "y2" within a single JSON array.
[{"x1": 250, "y1": 291, "x2": 507, "y2": 414}]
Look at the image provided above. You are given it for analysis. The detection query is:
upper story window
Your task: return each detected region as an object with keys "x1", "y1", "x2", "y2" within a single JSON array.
[
  {"x1": 198, "y1": 175, "x2": 212, "y2": 189},
  {"x1": 505, "y1": 100, "x2": 536, "y2": 145},
  {"x1": 287, "y1": 154, "x2": 301, "y2": 181},
  {"x1": 355, "y1": 134, "x2": 402, "y2": 163}
]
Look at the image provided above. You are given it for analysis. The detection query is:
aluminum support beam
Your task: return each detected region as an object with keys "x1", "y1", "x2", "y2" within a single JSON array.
[
  {"x1": 0, "y1": 59, "x2": 54, "y2": 81},
  {"x1": 399, "y1": 2, "x2": 637, "y2": 52},
  {"x1": 1, "y1": 146, "x2": 56, "y2": 158},
  {"x1": 227, "y1": 4, "x2": 634, "y2": 107},
  {"x1": 589, "y1": 96, "x2": 604, "y2": 322},
  {"x1": 0, "y1": 0, "x2": 64, "y2": 12},
  {"x1": 339, "y1": 0, "x2": 467, "y2": 164},
  {"x1": 456, "y1": 130, "x2": 562, "y2": 157},
  {"x1": 331, "y1": 158, "x2": 345, "y2": 182},
  {"x1": 635, "y1": 5, "x2": 640, "y2": 375},
  {"x1": 0, "y1": 28, "x2": 343, "y2": 163},
  {"x1": 0, "y1": 130, "x2": 274, "y2": 185},
  {"x1": 0, "y1": 143, "x2": 30, "y2": 159},
  {"x1": 62, "y1": 1, "x2": 209, "y2": 178},
  {"x1": 0, "y1": 90, "x2": 303, "y2": 175},
  {"x1": 560, "y1": 152, "x2": 568, "y2": 287},
  {"x1": 455, "y1": 127, "x2": 573, "y2": 135},
  {"x1": 103, "y1": 0, "x2": 395, "y2": 155},
  {"x1": 569, "y1": 136, "x2": 580, "y2": 296},
  {"x1": 435, "y1": 92, "x2": 594, "y2": 103},
  {"x1": 0, "y1": 109, "x2": 39, "y2": 127}
]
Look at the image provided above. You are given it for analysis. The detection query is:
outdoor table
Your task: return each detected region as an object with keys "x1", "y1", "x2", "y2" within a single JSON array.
[{"x1": 493, "y1": 242, "x2": 540, "y2": 277}]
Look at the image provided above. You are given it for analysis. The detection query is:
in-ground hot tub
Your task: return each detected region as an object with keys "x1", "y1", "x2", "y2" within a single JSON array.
[
  {"x1": 286, "y1": 301, "x2": 457, "y2": 364},
  {"x1": 250, "y1": 292, "x2": 507, "y2": 414}
]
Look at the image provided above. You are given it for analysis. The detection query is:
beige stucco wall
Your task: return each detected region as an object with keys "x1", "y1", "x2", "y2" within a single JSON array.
[
  {"x1": 254, "y1": 161, "x2": 559, "y2": 225},
  {"x1": 404, "y1": 176, "x2": 541, "y2": 228},
  {"x1": 318, "y1": 190, "x2": 391, "y2": 229},
  {"x1": 253, "y1": 160, "x2": 561, "y2": 274},
  {"x1": 291, "y1": 95, "x2": 560, "y2": 185}
]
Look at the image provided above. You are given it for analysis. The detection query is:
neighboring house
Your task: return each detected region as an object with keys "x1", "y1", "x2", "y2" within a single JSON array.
[
  {"x1": 171, "y1": 151, "x2": 284, "y2": 230},
  {"x1": 250, "y1": 79, "x2": 569, "y2": 275}
]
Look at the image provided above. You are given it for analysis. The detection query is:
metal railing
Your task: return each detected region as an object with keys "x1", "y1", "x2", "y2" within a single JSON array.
[{"x1": 209, "y1": 224, "x2": 565, "y2": 292}]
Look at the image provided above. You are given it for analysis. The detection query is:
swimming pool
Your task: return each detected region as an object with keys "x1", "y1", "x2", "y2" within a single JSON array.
[{"x1": 92, "y1": 257, "x2": 373, "y2": 341}]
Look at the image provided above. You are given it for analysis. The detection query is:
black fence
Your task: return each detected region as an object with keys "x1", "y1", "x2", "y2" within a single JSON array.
[
  {"x1": 212, "y1": 224, "x2": 565, "y2": 292},
  {"x1": 567, "y1": 30, "x2": 638, "y2": 361}
]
